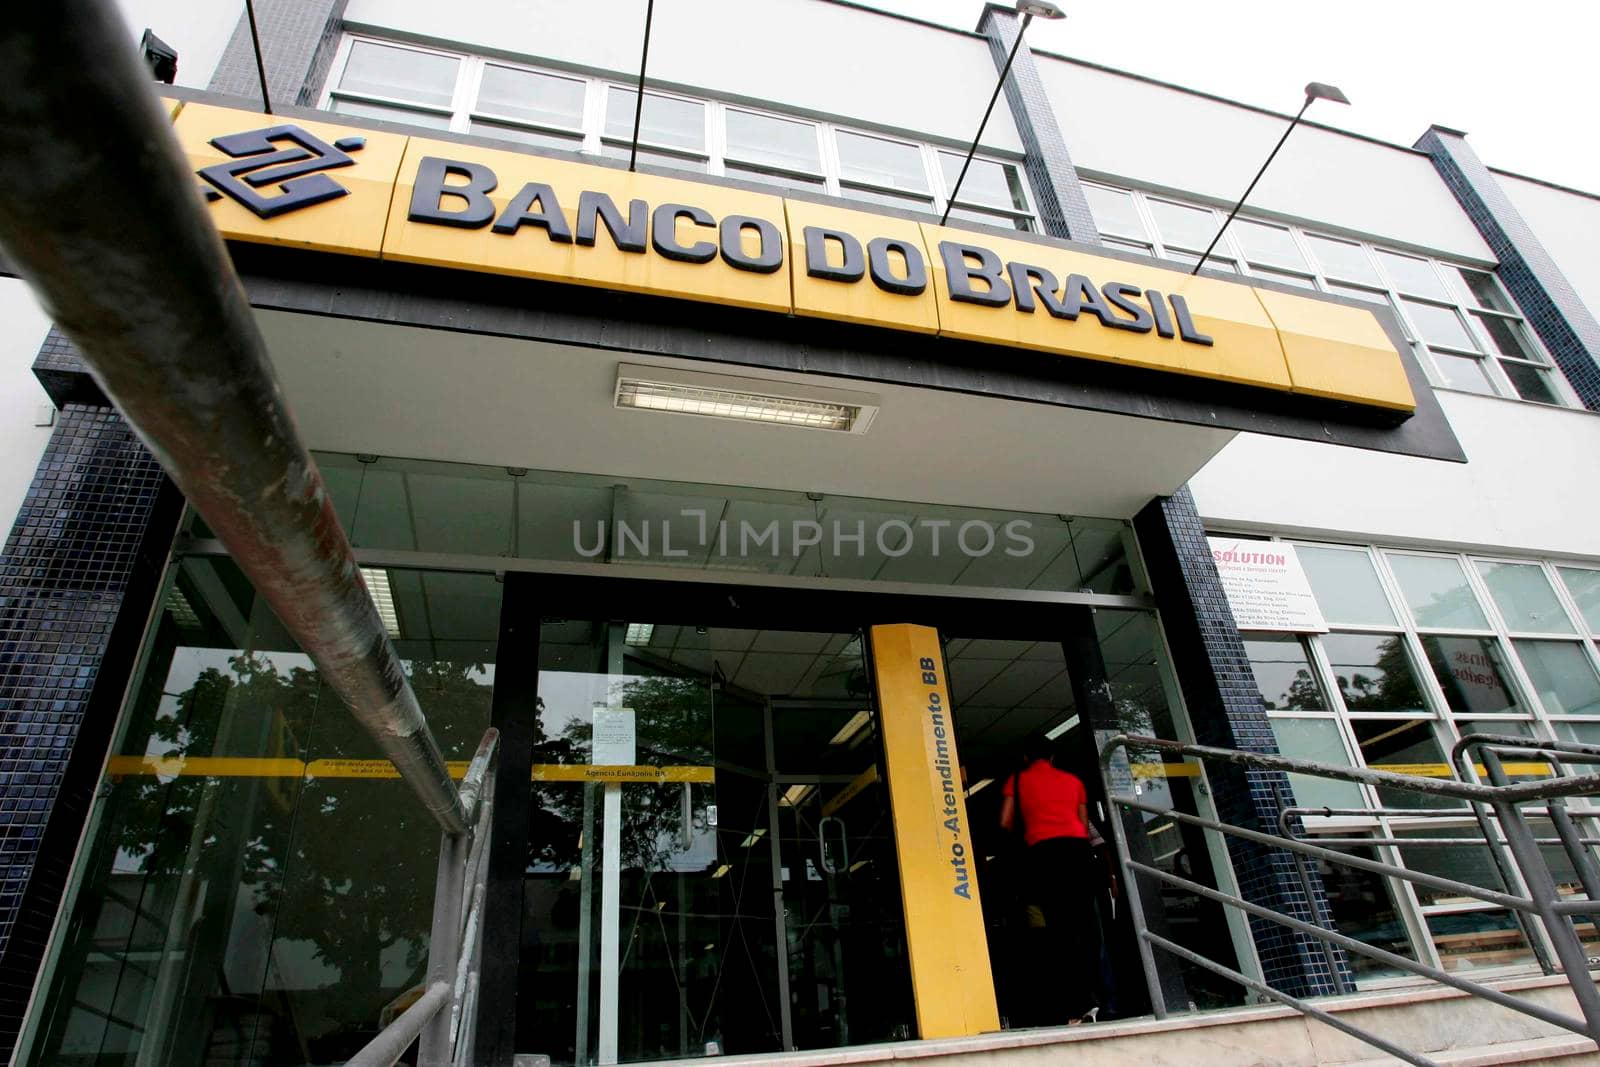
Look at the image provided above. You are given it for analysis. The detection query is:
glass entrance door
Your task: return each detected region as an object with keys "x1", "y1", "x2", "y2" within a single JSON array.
[
  {"x1": 515, "y1": 619, "x2": 912, "y2": 1065},
  {"x1": 768, "y1": 695, "x2": 913, "y2": 1050}
]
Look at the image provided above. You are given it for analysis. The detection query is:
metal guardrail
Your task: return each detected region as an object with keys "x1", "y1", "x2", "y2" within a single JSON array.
[
  {"x1": 0, "y1": 0, "x2": 469, "y2": 838},
  {"x1": 1099, "y1": 733, "x2": 1600, "y2": 1067},
  {"x1": 349, "y1": 728, "x2": 500, "y2": 1067}
]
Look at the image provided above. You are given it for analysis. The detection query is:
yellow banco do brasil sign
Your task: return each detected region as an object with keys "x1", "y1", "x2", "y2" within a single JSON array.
[{"x1": 173, "y1": 100, "x2": 1415, "y2": 413}]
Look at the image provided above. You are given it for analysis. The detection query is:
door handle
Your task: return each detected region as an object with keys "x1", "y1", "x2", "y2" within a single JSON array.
[{"x1": 818, "y1": 815, "x2": 848, "y2": 875}]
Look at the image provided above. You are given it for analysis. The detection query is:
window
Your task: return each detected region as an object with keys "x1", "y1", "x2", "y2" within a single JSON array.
[
  {"x1": 471, "y1": 65, "x2": 586, "y2": 148},
  {"x1": 1080, "y1": 181, "x2": 1578, "y2": 407},
  {"x1": 1229, "y1": 537, "x2": 1600, "y2": 979},
  {"x1": 327, "y1": 38, "x2": 460, "y2": 128},
  {"x1": 724, "y1": 109, "x2": 825, "y2": 189},
  {"x1": 1243, "y1": 633, "x2": 1363, "y2": 811},
  {"x1": 939, "y1": 153, "x2": 1035, "y2": 231},
  {"x1": 324, "y1": 35, "x2": 1036, "y2": 228}
]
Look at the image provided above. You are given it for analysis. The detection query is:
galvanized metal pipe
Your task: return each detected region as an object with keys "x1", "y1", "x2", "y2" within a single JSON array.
[
  {"x1": 0, "y1": 0, "x2": 466, "y2": 834},
  {"x1": 1140, "y1": 931, "x2": 1436, "y2": 1067},
  {"x1": 1128, "y1": 858, "x2": 1594, "y2": 1042},
  {"x1": 1103, "y1": 734, "x2": 1600, "y2": 803},
  {"x1": 347, "y1": 982, "x2": 452, "y2": 1067}
]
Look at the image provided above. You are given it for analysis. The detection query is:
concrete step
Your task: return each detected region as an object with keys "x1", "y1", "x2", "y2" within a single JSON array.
[
  {"x1": 1333, "y1": 1034, "x2": 1600, "y2": 1066},
  {"x1": 642, "y1": 973, "x2": 1600, "y2": 1067}
]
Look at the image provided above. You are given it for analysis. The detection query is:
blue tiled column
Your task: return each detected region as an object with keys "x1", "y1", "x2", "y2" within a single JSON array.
[
  {"x1": 980, "y1": 0, "x2": 1348, "y2": 998},
  {"x1": 207, "y1": 0, "x2": 348, "y2": 108},
  {"x1": 1133, "y1": 489, "x2": 1347, "y2": 998},
  {"x1": 1416, "y1": 126, "x2": 1600, "y2": 410},
  {"x1": 975, "y1": 4, "x2": 1099, "y2": 242},
  {"x1": 0, "y1": 332, "x2": 180, "y2": 1060}
]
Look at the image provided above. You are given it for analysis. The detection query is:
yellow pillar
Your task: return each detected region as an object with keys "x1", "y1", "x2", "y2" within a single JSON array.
[{"x1": 868, "y1": 623, "x2": 1000, "y2": 1038}]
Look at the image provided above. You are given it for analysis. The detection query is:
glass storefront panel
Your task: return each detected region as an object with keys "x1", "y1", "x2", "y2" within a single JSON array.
[
  {"x1": 310, "y1": 453, "x2": 1138, "y2": 598},
  {"x1": 1267, "y1": 717, "x2": 1363, "y2": 811},
  {"x1": 1515, "y1": 640, "x2": 1600, "y2": 716},
  {"x1": 1556, "y1": 567, "x2": 1600, "y2": 635},
  {"x1": 1295, "y1": 545, "x2": 1397, "y2": 627},
  {"x1": 1418, "y1": 635, "x2": 1522, "y2": 716},
  {"x1": 1321, "y1": 633, "x2": 1428, "y2": 714},
  {"x1": 1397, "y1": 827, "x2": 1534, "y2": 972},
  {"x1": 21, "y1": 559, "x2": 501, "y2": 1066},
  {"x1": 1384, "y1": 554, "x2": 1490, "y2": 631},
  {"x1": 1475, "y1": 561, "x2": 1575, "y2": 634},
  {"x1": 1348, "y1": 718, "x2": 1459, "y2": 810},
  {"x1": 517, "y1": 619, "x2": 912, "y2": 1063},
  {"x1": 1095, "y1": 610, "x2": 1249, "y2": 1012},
  {"x1": 1242, "y1": 634, "x2": 1328, "y2": 711},
  {"x1": 1311, "y1": 843, "x2": 1416, "y2": 983}
]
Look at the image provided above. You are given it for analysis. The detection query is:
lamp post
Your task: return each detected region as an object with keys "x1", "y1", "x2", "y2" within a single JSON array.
[
  {"x1": 626, "y1": 0, "x2": 656, "y2": 172},
  {"x1": 940, "y1": 0, "x2": 1067, "y2": 226},
  {"x1": 1190, "y1": 81, "x2": 1350, "y2": 274}
]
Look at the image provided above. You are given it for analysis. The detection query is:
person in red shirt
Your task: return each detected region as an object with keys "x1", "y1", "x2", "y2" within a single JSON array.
[{"x1": 999, "y1": 734, "x2": 1115, "y2": 1025}]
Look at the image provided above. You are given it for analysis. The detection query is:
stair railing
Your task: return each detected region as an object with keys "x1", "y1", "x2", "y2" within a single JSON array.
[
  {"x1": 348, "y1": 727, "x2": 500, "y2": 1067},
  {"x1": 1099, "y1": 733, "x2": 1600, "y2": 1067}
]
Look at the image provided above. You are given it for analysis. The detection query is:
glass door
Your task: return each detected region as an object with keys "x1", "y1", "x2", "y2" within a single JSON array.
[
  {"x1": 768, "y1": 692, "x2": 914, "y2": 1050},
  {"x1": 516, "y1": 619, "x2": 913, "y2": 1065}
]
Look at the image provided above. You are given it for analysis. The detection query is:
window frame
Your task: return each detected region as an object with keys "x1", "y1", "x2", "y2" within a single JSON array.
[
  {"x1": 1078, "y1": 178, "x2": 1582, "y2": 409},
  {"x1": 321, "y1": 33, "x2": 1037, "y2": 229},
  {"x1": 1233, "y1": 535, "x2": 1600, "y2": 980}
]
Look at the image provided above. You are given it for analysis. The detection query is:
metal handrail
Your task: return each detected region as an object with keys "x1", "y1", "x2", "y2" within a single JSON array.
[
  {"x1": 1099, "y1": 733, "x2": 1600, "y2": 1067},
  {"x1": 0, "y1": 0, "x2": 468, "y2": 836},
  {"x1": 348, "y1": 728, "x2": 500, "y2": 1067}
]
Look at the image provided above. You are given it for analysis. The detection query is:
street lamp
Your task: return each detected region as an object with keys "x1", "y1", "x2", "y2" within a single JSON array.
[
  {"x1": 1189, "y1": 81, "x2": 1351, "y2": 274},
  {"x1": 940, "y1": 0, "x2": 1067, "y2": 226}
]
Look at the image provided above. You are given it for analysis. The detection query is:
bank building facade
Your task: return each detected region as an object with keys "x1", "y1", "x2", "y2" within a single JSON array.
[{"x1": 1, "y1": 1, "x2": 1599, "y2": 1065}]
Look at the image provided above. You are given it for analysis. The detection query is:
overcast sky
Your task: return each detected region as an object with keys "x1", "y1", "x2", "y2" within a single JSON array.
[{"x1": 858, "y1": 0, "x2": 1598, "y2": 195}]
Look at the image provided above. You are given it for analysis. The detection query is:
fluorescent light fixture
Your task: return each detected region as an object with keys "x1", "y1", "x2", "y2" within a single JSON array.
[
  {"x1": 615, "y1": 363, "x2": 879, "y2": 434},
  {"x1": 624, "y1": 622, "x2": 654, "y2": 646},
  {"x1": 1045, "y1": 714, "x2": 1080, "y2": 741},
  {"x1": 739, "y1": 828, "x2": 767, "y2": 848},
  {"x1": 965, "y1": 778, "x2": 994, "y2": 798},
  {"x1": 360, "y1": 567, "x2": 401, "y2": 638},
  {"x1": 779, "y1": 784, "x2": 815, "y2": 808},
  {"x1": 828, "y1": 710, "x2": 873, "y2": 746},
  {"x1": 710, "y1": 864, "x2": 732, "y2": 879}
]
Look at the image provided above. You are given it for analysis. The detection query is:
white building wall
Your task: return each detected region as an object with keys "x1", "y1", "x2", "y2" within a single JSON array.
[
  {"x1": 1035, "y1": 55, "x2": 1493, "y2": 261},
  {"x1": 0, "y1": 281, "x2": 58, "y2": 534},
  {"x1": 111, "y1": 0, "x2": 237, "y2": 89},
  {"x1": 1496, "y1": 171, "x2": 1600, "y2": 324},
  {"x1": 1189, "y1": 392, "x2": 1600, "y2": 561},
  {"x1": 340, "y1": 0, "x2": 1024, "y2": 152}
]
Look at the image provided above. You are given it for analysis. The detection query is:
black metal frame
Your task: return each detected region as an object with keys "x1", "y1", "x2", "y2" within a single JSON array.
[
  {"x1": 472, "y1": 568, "x2": 1157, "y2": 1064},
  {"x1": 1099, "y1": 733, "x2": 1600, "y2": 1067}
]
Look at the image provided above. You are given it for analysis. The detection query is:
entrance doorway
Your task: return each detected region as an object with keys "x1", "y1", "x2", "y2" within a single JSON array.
[
  {"x1": 507, "y1": 604, "x2": 915, "y2": 1064},
  {"x1": 487, "y1": 572, "x2": 1247, "y2": 1065}
]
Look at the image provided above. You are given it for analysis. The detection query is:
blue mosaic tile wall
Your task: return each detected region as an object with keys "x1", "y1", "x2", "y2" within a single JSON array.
[
  {"x1": 1133, "y1": 489, "x2": 1349, "y2": 999},
  {"x1": 979, "y1": 0, "x2": 1350, "y2": 999},
  {"x1": 1416, "y1": 127, "x2": 1600, "y2": 411},
  {"x1": 0, "y1": 396, "x2": 178, "y2": 1060},
  {"x1": 208, "y1": 0, "x2": 347, "y2": 109},
  {"x1": 976, "y1": 6, "x2": 1100, "y2": 243}
]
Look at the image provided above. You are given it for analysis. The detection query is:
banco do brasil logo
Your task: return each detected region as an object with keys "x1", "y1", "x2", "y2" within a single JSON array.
[{"x1": 199, "y1": 124, "x2": 367, "y2": 219}]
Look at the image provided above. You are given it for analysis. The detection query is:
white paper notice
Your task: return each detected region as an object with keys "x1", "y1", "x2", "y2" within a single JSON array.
[
  {"x1": 591, "y1": 707, "x2": 637, "y2": 766},
  {"x1": 1207, "y1": 537, "x2": 1329, "y2": 633}
]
